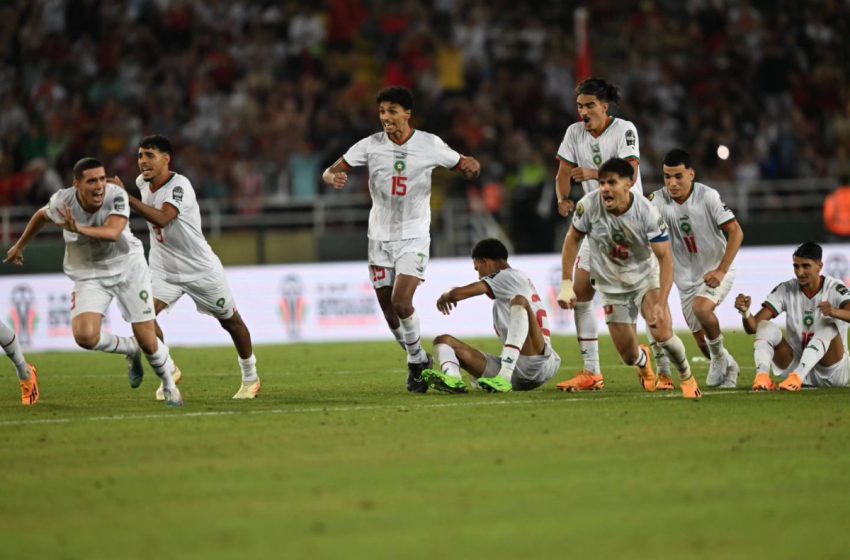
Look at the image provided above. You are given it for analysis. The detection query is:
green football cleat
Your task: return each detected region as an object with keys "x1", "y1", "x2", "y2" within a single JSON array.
[
  {"x1": 478, "y1": 376, "x2": 513, "y2": 393},
  {"x1": 421, "y1": 368, "x2": 468, "y2": 394}
]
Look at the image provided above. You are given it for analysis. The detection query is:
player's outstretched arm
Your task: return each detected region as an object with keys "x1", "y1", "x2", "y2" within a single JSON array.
[
  {"x1": 558, "y1": 227, "x2": 584, "y2": 309},
  {"x1": 4, "y1": 207, "x2": 50, "y2": 266},
  {"x1": 322, "y1": 158, "x2": 351, "y2": 190},
  {"x1": 108, "y1": 177, "x2": 178, "y2": 228},
  {"x1": 454, "y1": 156, "x2": 480, "y2": 180},
  {"x1": 436, "y1": 281, "x2": 489, "y2": 315},
  {"x1": 705, "y1": 220, "x2": 744, "y2": 288},
  {"x1": 555, "y1": 161, "x2": 575, "y2": 216}
]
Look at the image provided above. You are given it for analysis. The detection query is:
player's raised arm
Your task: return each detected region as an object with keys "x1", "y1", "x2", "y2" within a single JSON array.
[
  {"x1": 4, "y1": 207, "x2": 50, "y2": 266},
  {"x1": 555, "y1": 160, "x2": 576, "y2": 216},
  {"x1": 733, "y1": 294, "x2": 773, "y2": 334},
  {"x1": 436, "y1": 281, "x2": 489, "y2": 315},
  {"x1": 322, "y1": 157, "x2": 352, "y2": 190},
  {"x1": 558, "y1": 226, "x2": 584, "y2": 309}
]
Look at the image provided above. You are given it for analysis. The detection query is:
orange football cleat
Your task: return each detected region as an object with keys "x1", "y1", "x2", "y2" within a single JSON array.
[
  {"x1": 778, "y1": 372, "x2": 804, "y2": 392},
  {"x1": 655, "y1": 374, "x2": 675, "y2": 391},
  {"x1": 556, "y1": 371, "x2": 604, "y2": 392},
  {"x1": 680, "y1": 375, "x2": 702, "y2": 399},
  {"x1": 636, "y1": 344, "x2": 656, "y2": 392},
  {"x1": 751, "y1": 372, "x2": 776, "y2": 392},
  {"x1": 20, "y1": 364, "x2": 39, "y2": 406}
]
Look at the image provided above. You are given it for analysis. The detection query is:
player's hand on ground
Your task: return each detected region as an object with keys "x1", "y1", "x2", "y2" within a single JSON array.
[
  {"x1": 704, "y1": 269, "x2": 725, "y2": 288},
  {"x1": 570, "y1": 167, "x2": 597, "y2": 182},
  {"x1": 818, "y1": 301, "x2": 836, "y2": 317},
  {"x1": 557, "y1": 280, "x2": 576, "y2": 309},
  {"x1": 58, "y1": 205, "x2": 79, "y2": 233},
  {"x1": 436, "y1": 292, "x2": 456, "y2": 315},
  {"x1": 4, "y1": 244, "x2": 24, "y2": 266},
  {"x1": 107, "y1": 175, "x2": 125, "y2": 189},
  {"x1": 734, "y1": 294, "x2": 751, "y2": 314},
  {"x1": 457, "y1": 156, "x2": 481, "y2": 179},
  {"x1": 329, "y1": 172, "x2": 348, "y2": 189},
  {"x1": 557, "y1": 199, "x2": 575, "y2": 216}
]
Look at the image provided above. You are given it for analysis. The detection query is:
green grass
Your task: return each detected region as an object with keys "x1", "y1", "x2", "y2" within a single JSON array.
[{"x1": 1, "y1": 332, "x2": 849, "y2": 560}]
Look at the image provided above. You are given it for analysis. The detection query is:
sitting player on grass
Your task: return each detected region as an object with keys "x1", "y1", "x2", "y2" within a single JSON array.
[
  {"x1": 734, "y1": 242, "x2": 850, "y2": 390},
  {"x1": 423, "y1": 238, "x2": 561, "y2": 393}
]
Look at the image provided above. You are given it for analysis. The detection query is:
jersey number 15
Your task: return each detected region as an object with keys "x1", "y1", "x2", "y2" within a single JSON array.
[{"x1": 392, "y1": 176, "x2": 407, "y2": 196}]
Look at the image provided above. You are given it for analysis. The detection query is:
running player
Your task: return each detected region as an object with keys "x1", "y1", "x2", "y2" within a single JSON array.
[
  {"x1": 0, "y1": 322, "x2": 38, "y2": 405},
  {"x1": 322, "y1": 86, "x2": 480, "y2": 393},
  {"x1": 557, "y1": 158, "x2": 702, "y2": 399},
  {"x1": 5, "y1": 157, "x2": 182, "y2": 406},
  {"x1": 422, "y1": 238, "x2": 561, "y2": 393},
  {"x1": 554, "y1": 78, "x2": 643, "y2": 391},
  {"x1": 734, "y1": 242, "x2": 850, "y2": 390},
  {"x1": 649, "y1": 149, "x2": 744, "y2": 389},
  {"x1": 113, "y1": 135, "x2": 260, "y2": 400}
]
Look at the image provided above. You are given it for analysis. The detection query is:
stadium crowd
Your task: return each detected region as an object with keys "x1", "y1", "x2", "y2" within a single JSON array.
[{"x1": 0, "y1": 0, "x2": 848, "y2": 252}]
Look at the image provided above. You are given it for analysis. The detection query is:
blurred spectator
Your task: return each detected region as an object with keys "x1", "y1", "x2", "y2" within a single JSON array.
[{"x1": 823, "y1": 178, "x2": 850, "y2": 239}]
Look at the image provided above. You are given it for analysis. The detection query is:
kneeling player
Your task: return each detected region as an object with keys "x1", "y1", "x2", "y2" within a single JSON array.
[
  {"x1": 557, "y1": 158, "x2": 702, "y2": 399},
  {"x1": 423, "y1": 238, "x2": 560, "y2": 393},
  {"x1": 734, "y1": 242, "x2": 850, "y2": 390}
]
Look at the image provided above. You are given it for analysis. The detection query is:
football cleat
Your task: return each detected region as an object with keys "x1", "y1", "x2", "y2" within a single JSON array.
[
  {"x1": 20, "y1": 364, "x2": 39, "y2": 406},
  {"x1": 637, "y1": 344, "x2": 656, "y2": 392},
  {"x1": 705, "y1": 355, "x2": 728, "y2": 387},
  {"x1": 155, "y1": 365, "x2": 183, "y2": 401},
  {"x1": 479, "y1": 376, "x2": 512, "y2": 393},
  {"x1": 720, "y1": 353, "x2": 740, "y2": 388},
  {"x1": 406, "y1": 354, "x2": 431, "y2": 394},
  {"x1": 556, "y1": 371, "x2": 604, "y2": 392},
  {"x1": 127, "y1": 347, "x2": 145, "y2": 389},
  {"x1": 680, "y1": 375, "x2": 703, "y2": 399},
  {"x1": 162, "y1": 385, "x2": 183, "y2": 408},
  {"x1": 751, "y1": 372, "x2": 775, "y2": 392},
  {"x1": 232, "y1": 379, "x2": 261, "y2": 399},
  {"x1": 778, "y1": 372, "x2": 804, "y2": 392},
  {"x1": 654, "y1": 374, "x2": 675, "y2": 391},
  {"x1": 421, "y1": 368, "x2": 468, "y2": 393}
]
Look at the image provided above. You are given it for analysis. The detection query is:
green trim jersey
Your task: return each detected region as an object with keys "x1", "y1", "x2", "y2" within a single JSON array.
[
  {"x1": 482, "y1": 268, "x2": 552, "y2": 346},
  {"x1": 136, "y1": 172, "x2": 224, "y2": 283},
  {"x1": 649, "y1": 182, "x2": 736, "y2": 292},
  {"x1": 342, "y1": 130, "x2": 461, "y2": 242},
  {"x1": 45, "y1": 185, "x2": 143, "y2": 281},
  {"x1": 556, "y1": 117, "x2": 643, "y2": 195},
  {"x1": 764, "y1": 276, "x2": 850, "y2": 357},
  {"x1": 571, "y1": 190, "x2": 668, "y2": 294}
]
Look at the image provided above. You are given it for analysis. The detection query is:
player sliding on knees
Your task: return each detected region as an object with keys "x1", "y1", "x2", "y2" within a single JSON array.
[
  {"x1": 557, "y1": 158, "x2": 702, "y2": 399},
  {"x1": 322, "y1": 86, "x2": 480, "y2": 393},
  {"x1": 734, "y1": 242, "x2": 850, "y2": 391},
  {"x1": 423, "y1": 238, "x2": 561, "y2": 393},
  {"x1": 5, "y1": 158, "x2": 182, "y2": 406},
  {"x1": 113, "y1": 135, "x2": 261, "y2": 400}
]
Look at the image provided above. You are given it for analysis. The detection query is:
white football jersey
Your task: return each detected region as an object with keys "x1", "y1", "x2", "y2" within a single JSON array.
[
  {"x1": 571, "y1": 190, "x2": 668, "y2": 294},
  {"x1": 342, "y1": 130, "x2": 461, "y2": 241},
  {"x1": 649, "y1": 182, "x2": 737, "y2": 292},
  {"x1": 482, "y1": 267, "x2": 552, "y2": 346},
  {"x1": 45, "y1": 185, "x2": 144, "y2": 281},
  {"x1": 136, "y1": 172, "x2": 224, "y2": 283},
  {"x1": 556, "y1": 117, "x2": 643, "y2": 195},
  {"x1": 763, "y1": 276, "x2": 850, "y2": 358}
]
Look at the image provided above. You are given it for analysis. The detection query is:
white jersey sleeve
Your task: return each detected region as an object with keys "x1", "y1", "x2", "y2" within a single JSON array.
[
  {"x1": 708, "y1": 188, "x2": 736, "y2": 227},
  {"x1": 763, "y1": 282, "x2": 789, "y2": 316},
  {"x1": 616, "y1": 120, "x2": 640, "y2": 162},
  {"x1": 556, "y1": 127, "x2": 578, "y2": 166},
  {"x1": 45, "y1": 190, "x2": 65, "y2": 224},
  {"x1": 430, "y1": 134, "x2": 462, "y2": 169},
  {"x1": 482, "y1": 268, "x2": 551, "y2": 344},
  {"x1": 342, "y1": 137, "x2": 370, "y2": 167},
  {"x1": 644, "y1": 201, "x2": 668, "y2": 242}
]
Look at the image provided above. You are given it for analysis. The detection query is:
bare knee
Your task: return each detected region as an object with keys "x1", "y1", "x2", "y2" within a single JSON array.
[
  {"x1": 692, "y1": 299, "x2": 715, "y2": 322},
  {"x1": 219, "y1": 313, "x2": 244, "y2": 333},
  {"x1": 433, "y1": 334, "x2": 456, "y2": 346},
  {"x1": 392, "y1": 296, "x2": 414, "y2": 319},
  {"x1": 74, "y1": 331, "x2": 99, "y2": 350}
]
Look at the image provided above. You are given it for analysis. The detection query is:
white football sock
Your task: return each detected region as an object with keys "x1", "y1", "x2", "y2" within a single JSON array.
[
  {"x1": 574, "y1": 301, "x2": 600, "y2": 374},
  {"x1": 631, "y1": 345, "x2": 649, "y2": 368},
  {"x1": 754, "y1": 320, "x2": 782, "y2": 373},
  {"x1": 797, "y1": 319, "x2": 838, "y2": 378},
  {"x1": 647, "y1": 331, "x2": 671, "y2": 376},
  {"x1": 434, "y1": 343, "x2": 462, "y2": 379},
  {"x1": 238, "y1": 354, "x2": 259, "y2": 383},
  {"x1": 400, "y1": 311, "x2": 427, "y2": 363},
  {"x1": 94, "y1": 333, "x2": 139, "y2": 356},
  {"x1": 658, "y1": 335, "x2": 691, "y2": 380},
  {"x1": 0, "y1": 322, "x2": 29, "y2": 381},
  {"x1": 145, "y1": 339, "x2": 176, "y2": 390},
  {"x1": 498, "y1": 305, "x2": 529, "y2": 381},
  {"x1": 390, "y1": 325, "x2": 406, "y2": 350},
  {"x1": 706, "y1": 333, "x2": 726, "y2": 361}
]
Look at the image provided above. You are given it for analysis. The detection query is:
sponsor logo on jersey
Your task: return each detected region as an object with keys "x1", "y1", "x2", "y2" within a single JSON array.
[{"x1": 625, "y1": 129, "x2": 636, "y2": 147}]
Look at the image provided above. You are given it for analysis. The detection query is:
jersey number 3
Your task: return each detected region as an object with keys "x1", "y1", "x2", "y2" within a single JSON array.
[{"x1": 392, "y1": 176, "x2": 407, "y2": 196}]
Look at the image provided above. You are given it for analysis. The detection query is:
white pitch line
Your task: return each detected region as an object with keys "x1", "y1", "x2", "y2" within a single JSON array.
[{"x1": 0, "y1": 390, "x2": 748, "y2": 427}]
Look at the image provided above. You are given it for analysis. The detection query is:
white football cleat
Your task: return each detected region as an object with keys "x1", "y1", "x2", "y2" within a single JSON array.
[
  {"x1": 162, "y1": 385, "x2": 183, "y2": 408},
  {"x1": 156, "y1": 365, "x2": 183, "y2": 401},
  {"x1": 720, "y1": 352, "x2": 740, "y2": 388},
  {"x1": 705, "y1": 354, "x2": 728, "y2": 387},
  {"x1": 232, "y1": 379, "x2": 261, "y2": 400}
]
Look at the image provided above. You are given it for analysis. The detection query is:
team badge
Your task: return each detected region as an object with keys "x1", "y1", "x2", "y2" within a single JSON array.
[
  {"x1": 625, "y1": 129, "x2": 636, "y2": 147},
  {"x1": 172, "y1": 186, "x2": 184, "y2": 203},
  {"x1": 114, "y1": 197, "x2": 126, "y2": 212},
  {"x1": 576, "y1": 203, "x2": 585, "y2": 217}
]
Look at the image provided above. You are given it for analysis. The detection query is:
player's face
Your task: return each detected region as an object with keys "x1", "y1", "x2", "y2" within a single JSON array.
[
  {"x1": 378, "y1": 102, "x2": 411, "y2": 136},
  {"x1": 598, "y1": 172, "x2": 633, "y2": 212},
  {"x1": 138, "y1": 147, "x2": 170, "y2": 183},
  {"x1": 793, "y1": 257, "x2": 822, "y2": 289},
  {"x1": 577, "y1": 94, "x2": 609, "y2": 132},
  {"x1": 473, "y1": 258, "x2": 497, "y2": 278},
  {"x1": 74, "y1": 167, "x2": 108, "y2": 210},
  {"x1": 662, "y1": 164, "x2": 696, "y2": 202}
]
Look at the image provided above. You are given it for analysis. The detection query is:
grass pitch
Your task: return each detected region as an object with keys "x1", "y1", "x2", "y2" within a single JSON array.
[{"x1": 1, "y1": 332, "x2": 849, "y2": 560}]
